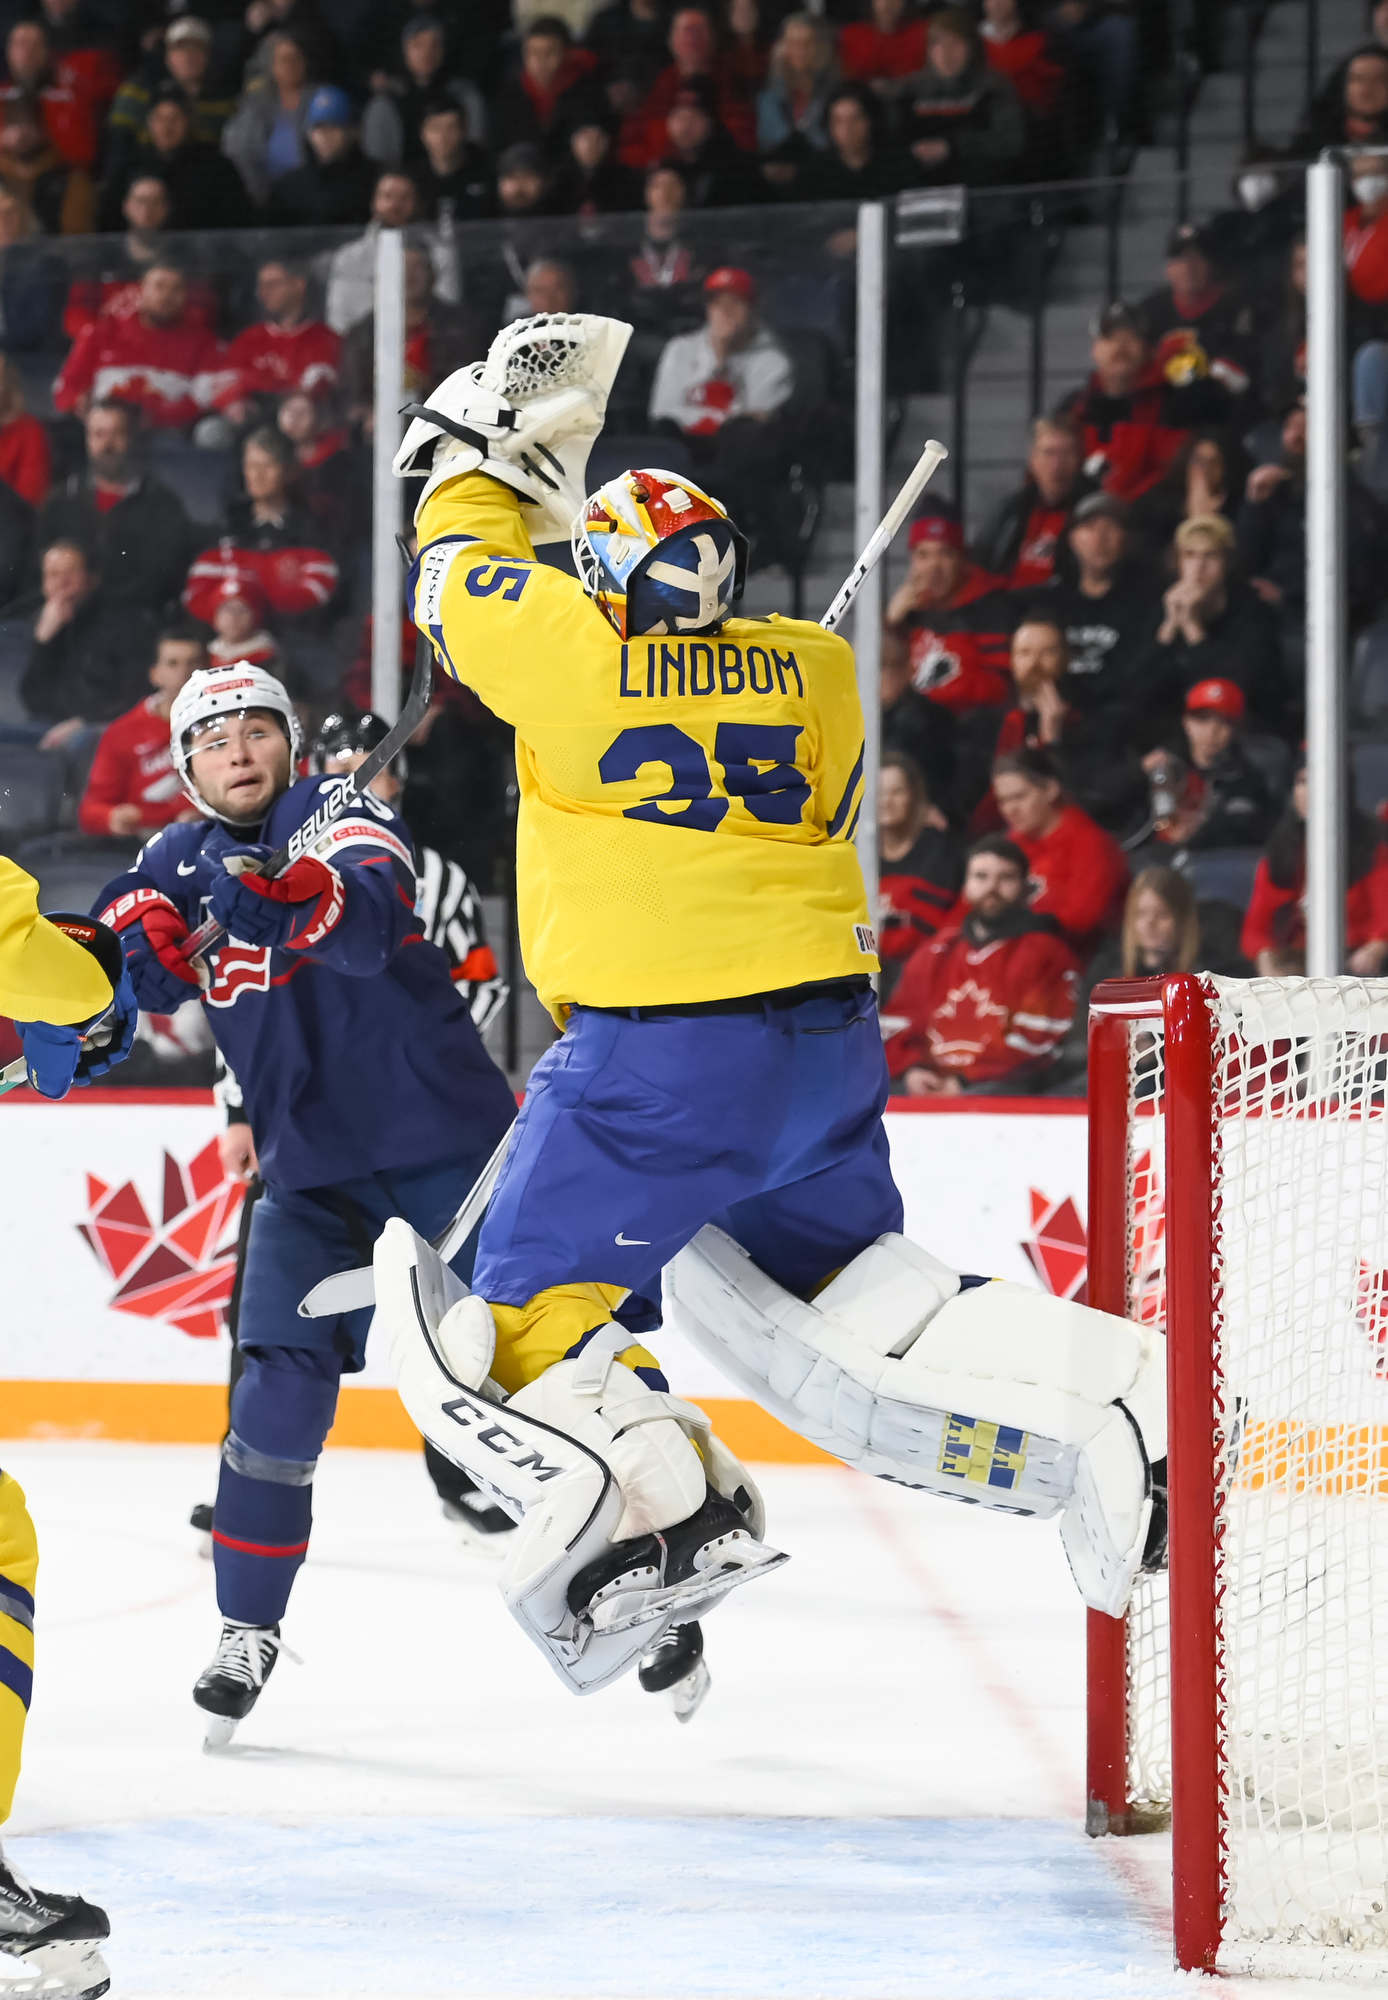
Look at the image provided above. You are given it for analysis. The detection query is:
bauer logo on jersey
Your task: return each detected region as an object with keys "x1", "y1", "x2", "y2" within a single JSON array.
[{"x1": 937, "y1": 1415, "x2": 1029, "y2": 1492}]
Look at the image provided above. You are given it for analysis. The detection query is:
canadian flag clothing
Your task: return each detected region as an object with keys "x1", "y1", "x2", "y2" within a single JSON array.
[
  {"x1": 214, "y1": 319, "x2": 341, "y2": 408},
  {"x1": 55, "y1": 313, "x2": 230, "y2": 429},
  {"x1": 78, "y1": 694, "x2": 183, "y2": 835},
  {"x1": 1014, "y1": 802, "x2": 1129, "y2": 954},
  {"x1": 884, "y1": 915, "x2": 1078, "y2": 1085}
]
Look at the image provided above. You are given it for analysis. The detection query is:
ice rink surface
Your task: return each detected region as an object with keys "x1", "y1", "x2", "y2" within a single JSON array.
[{"x1": 0, "y1": 1440, "x2": 1372, "y2": 2000}]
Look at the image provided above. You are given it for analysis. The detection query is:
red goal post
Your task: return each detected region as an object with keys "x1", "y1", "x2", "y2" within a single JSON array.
[{"x1": 1086, "y1": 972, "x2": 1388, "y2": 1977}]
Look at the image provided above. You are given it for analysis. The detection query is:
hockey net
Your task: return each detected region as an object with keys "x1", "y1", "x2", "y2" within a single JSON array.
[{"x1": 1087, "y1": 974, "x2": 1388, "y2": 1975}]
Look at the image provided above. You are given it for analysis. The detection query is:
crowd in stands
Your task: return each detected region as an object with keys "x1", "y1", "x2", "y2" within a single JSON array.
[{"x1": 0, "y1": 0, "x2": 1374, "y2": 1096}]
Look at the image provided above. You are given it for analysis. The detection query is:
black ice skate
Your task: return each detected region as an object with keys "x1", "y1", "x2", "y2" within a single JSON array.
[
  {"x1": 0, "y1": 1843, "x2": 110, "y2": 1999},
  {"x1": 567, "y1": 1486, "x2": 787, "y2": 1639},
  {"x1": 193, "y1": 1619, "x2": 293, "y2": 1749},
  {"x1": 423, "y1": 1442, "x2": 515, "y2": 1557},
  {"x1": 638, "y1": 1621, "x2": 710, "y2": 1723}
]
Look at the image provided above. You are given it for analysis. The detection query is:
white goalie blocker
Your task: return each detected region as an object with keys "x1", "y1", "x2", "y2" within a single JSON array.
[{"x1": 665, "y1": 1229, "x2": 1167, "y2": 1619}]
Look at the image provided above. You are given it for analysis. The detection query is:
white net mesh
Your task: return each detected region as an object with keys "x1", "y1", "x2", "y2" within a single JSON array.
[{"x1": 1114, "y1": 975, "x2": 1388, "y2": 1966}]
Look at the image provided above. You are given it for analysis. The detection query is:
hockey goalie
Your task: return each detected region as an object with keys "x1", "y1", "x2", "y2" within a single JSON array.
[{"x1": 375, "y1": 311, "x2": 1166, "y2": 1707}]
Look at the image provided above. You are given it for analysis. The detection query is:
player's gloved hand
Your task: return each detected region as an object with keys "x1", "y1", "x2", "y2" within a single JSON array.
[
  {"x1": 13, "y1": 1017, "x2": 84, "y2": 1099},
  {"x1": 100, "y1": 889, "x2": 208, "y2": 1015},
  {"x1": 209, "y1": 845, "x2": 344, "y2": 953},
  {"x1": 72, "y1": 958, "x2": 138, "y2": 1082}
]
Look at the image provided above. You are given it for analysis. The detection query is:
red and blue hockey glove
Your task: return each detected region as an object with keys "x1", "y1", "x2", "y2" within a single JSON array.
[
  {"x1": 99, "y1": 888, "x2": 208, "y2": 1016},
  {"x1": 209, "y1": 845, "x2": 345, "y2": 952}
]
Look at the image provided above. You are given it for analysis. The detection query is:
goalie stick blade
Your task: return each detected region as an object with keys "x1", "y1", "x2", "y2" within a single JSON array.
[{"x1": 180, "y1": 625, "x2": 435, "y2": 963}]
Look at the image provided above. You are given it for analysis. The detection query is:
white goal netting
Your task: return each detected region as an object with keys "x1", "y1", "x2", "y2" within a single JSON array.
[{"x1": 1114, "y1": 976, "x2": 1388, "y2": 1968}]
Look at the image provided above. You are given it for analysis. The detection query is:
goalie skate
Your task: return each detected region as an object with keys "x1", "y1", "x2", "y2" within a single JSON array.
[
  {"x1": 639, "y1": 1621, "x2": 710, "y2": 1723},
  {"x1": 567, "y1": 1487, "x2": 786, "y2": 1638},
  {"x1": 0, "y1": 1847, "x2": 109, "y2": 2000}
]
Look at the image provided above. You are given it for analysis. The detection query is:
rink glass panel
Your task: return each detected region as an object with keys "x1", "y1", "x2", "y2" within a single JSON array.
[{"x1": 1089, "y1": 974, "x2": 1388, "y2": 1975}]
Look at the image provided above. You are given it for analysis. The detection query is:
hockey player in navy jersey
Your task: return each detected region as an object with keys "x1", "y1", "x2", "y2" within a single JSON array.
[{"x1": 94, "y1": 661, "x2": 517, "y2": 1744}]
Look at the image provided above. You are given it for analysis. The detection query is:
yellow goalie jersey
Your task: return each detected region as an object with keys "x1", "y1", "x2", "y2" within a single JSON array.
[
  {"x1": 414, "y1": 474, "x2": 877, "y2": 1016},
  {"x1": 0, "y1": 856, "x2": 110, "y2": 1022}
]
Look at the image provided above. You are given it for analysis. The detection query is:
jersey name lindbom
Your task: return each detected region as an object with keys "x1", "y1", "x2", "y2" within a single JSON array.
[{"x1": 617, "y1": 641, "x2": 806, "y2": 702}]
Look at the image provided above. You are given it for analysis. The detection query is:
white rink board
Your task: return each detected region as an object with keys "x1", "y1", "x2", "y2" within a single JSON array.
[{"x1": 0, "y1": 1100, "x2": 1089, "y2": 1396}]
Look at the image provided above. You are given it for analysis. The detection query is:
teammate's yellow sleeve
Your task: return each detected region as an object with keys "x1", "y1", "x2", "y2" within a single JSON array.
[
  {"x1": 0, "y1": 858, "x2": 111, "y2": 1024},
  {"x1": 0, "y1": 1471, "x2": 37, "y2": 1824}
]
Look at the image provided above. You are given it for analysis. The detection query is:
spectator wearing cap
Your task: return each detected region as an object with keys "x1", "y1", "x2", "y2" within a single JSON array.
[
  {"x1": 54, "y1": 263, "x2": 230, "y2": 436},
  {"x1": 221, "y1": 30, "x2": 315, "y2": 207},
  {"x1": 0, "y1": 87, "x2": 93, "y2": 232},
  {"x1": 649, "y1": 265, "x2": 793, "y2": 517},
  {"x1": 839, "y1": 0, "x2": 928, "y2": 88},
  {"x1": 100, "y1": 86, "x2": 245, "y2": 232},
  {"x1": 628, "y1": 6, "x2": 757, "y2": 168},
  {"x1": 324, "y1": 166, "x2": 459, "y2": 336},
  {"x1": 1041, "y1": 489, "x2": 1163, "y2": 722},
  {"x1": 975, "y1": 416, "x2": 1090, "y2": 590},
  {"x1": 106, "y1": 19, "x2": 236, "y2": 189},
  {"x1": 1135, "y1": 677, "x2": 1278, "y2": 859},
  {"x1": 213, "y1": 258, "x2": 341, "y2": 434},
  {"x1": 1136, "y1": 222, "x2": 1258, "y2": 414},
  {"x1": 875, "y1": 748, "x2": 963, "y2": 990},
  {"x1": 655, "y1": 78, "x2": 760, "y2": 206},
  {"x1": 1056, "y1": 302, "x2": 1228, "y2": 506},
  {"x1": 77, "y1": 626, "x2": 207, "y2": 840},
  {"x1": 362, "y1": 14, "x2": 489, "y2": 173},
  {"x1": 884, "y1": 832, "x2": 1078, "y2": 1098},
  {"x1": 267, "y1": 84, "x2": 378, "y2": 227},
  {"x1": 557, "y1": 117, "x2": 640, "y2": 214},
  {"x1": 38, "y1": 399, "x2": 195, "y2": 616},
  {"x1": 411, "y1": 98, "x2": 491, "y2": 222},
  {"x1": 757, "y1": 13, "x2": 840, "y2": 165},
  {"x1": 495, "y1": 15, "x2": 605, "y2": 162},
  {"x1": 1242, "y1": 755, "x2": 1388, "y2": 976},
  {"x1": 896, "y1": 7, "x2": 1026, "y2": 188},
  {"x1": 1293, "y1": 42, "x2": 1388, "y2": 157},
  {"x1": 990, "y1": 744, "x2": 1129, "y2": 956},
  {"x1": 1140, "y1": 513, "x2": 1283, "y2": 727},
  {"x1": 883, "y1": 511, "x2": 1012, "y2": 716},
  {"x1": 0, "y1": 19, "x2": 95, "y2": 167}
]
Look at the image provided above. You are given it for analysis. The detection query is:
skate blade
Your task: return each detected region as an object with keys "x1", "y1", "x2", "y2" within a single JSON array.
[
  {"x1": 440, "y1": 1503, "x2": 514, "y2": 1564},
  {"x1": 0, "y1": 1936, "x2": 111, "y2": 1998},
  {"x1": 668, "y1": 1656, "x2": 711, "y2": 1725},
  {"x1": 201, "y1": 1713, "x2": 239, "y2": 1752},
  {"x1": 194, "y1": 1532, "x2": 212, "y2": 1562},
  {"x1": 590, "y1": 1533, "x2": 788, "y2": 1636}
]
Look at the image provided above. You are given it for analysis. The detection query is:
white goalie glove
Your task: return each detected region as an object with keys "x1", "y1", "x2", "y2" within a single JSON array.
[{"x1": 393, "y1": 312, "x2": 633, "y2": 544}]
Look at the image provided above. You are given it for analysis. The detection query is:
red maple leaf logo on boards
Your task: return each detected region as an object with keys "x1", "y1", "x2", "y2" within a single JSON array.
[
  {"x1": 1022, "y1": 1149, "x2": 1166, "y2": 1321},
  {"x1": 78, "y1": 1138, "x2": 247, "y2": 1340}
]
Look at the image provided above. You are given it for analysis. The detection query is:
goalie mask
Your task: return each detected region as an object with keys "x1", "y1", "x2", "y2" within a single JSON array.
[
  {"x1": 171, "y1": 661, "x2": 303, "y2": 819},
  {"x1": 572, "y1": 469, "x2": 748, "y2": 639}
]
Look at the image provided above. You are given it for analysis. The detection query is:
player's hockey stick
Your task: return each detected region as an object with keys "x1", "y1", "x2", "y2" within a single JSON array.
[
  {"x1": 297, "y1": 1123, "x2": 513, "y2": 1319},
  {"x1": 179, "y1": 556, "x2": 435, "y2": 965},
  {"x1": 819, "y1": 439, "x2": 949, "y2": 634}
]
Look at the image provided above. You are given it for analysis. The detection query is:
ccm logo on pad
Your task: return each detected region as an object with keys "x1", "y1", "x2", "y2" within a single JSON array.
[{"x1": 440, "y1": 1395, "x2": 565, "y2": 1483}]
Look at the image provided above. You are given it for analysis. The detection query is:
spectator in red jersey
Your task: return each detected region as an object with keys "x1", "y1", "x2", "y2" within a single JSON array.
[
  {"x1": 0, "y1": 19, "x2": 96, "y2": 167},
  {"x1": 183, "y1": 427, "x2": 339, "y2": 635},
  {"x1": 884, "y1": 833, "x2": 1078, "y2": 1095},
  {"x1": 876, "y1": 748, "x2": 963, "y2": 993},
  {"x1": 26, "y1": 0, "x2": 121, "y2": 119},
  {"x1": 214, "y1": 259, "x2": 340, "y2": 433},
  {"x1": 839, "y1": 0, "x2": 927, "y2": 88},
  {"x1": 883, "y1": 510, "x2": 1011, "y2": 713},
  {"x1": 1135, "y1": 222, "x2": 1257, "y2": 415},
  {"x1": 1056, "y1": 302, "x2": 1211, "y2": 505},
  {"x1": 628, "y1": 6, "x2": 757, "y2": 167},
  {"x1": 979, "y1": 0, "x2": 1064, "y2": 116},
  {"x1": 1344, "y1": 150, "x2": 1388, "y2": 307},
  {"x1": 54, "y1": 261, "x2": 229, "y2": 434},
  {"x1": 60, "y1": 177, "x2": 187, "y2": 343},
  {"x1": 990, "y1": 744, "x2": 1129, "y2": 954},
  {"x1": 1141, "y1": 513, "x2": 1283, "y2": 725},
  {"x1": 896, "y1": 7, "x2": 1026, "y2": 189},
  {"x1": 0, "y1": 89, "x2": 93, "y2": 232},
  {"x1": 1242, "y1": 759, "x2": 1388, "y2": 976},
  {"x1": 627, "y1": 164, "x2": 704, "y2": 333},
  {"x1": 880, "y1": 628, "x2": 956, "y2": 808},
  {"x1": 494, "y1": 15, "x2": 605, "y2": 162},
  {"x1": 37, "y1": 400, "x2": 194, "y2": 617},
  {"x1": 0, "y1": 357, "x2": 48, "y2": 509},
  {"x1": 77, "y1": 627, "x2": 207, "y2": 838},
  {"x1": 975, "y1": 416, "x2": 1089, "y2": 589}
]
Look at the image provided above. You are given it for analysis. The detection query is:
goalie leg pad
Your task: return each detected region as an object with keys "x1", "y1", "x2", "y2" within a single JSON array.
[{"x1": 666, "y1": 1226, "x2": 1163, "y2": 1614}]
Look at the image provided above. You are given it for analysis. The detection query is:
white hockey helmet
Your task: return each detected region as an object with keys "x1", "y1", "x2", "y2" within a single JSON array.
[
  {"x1": 571, "y1": 468, "x2": 747, "y2": 639},
  {"x1": 171, "y1": 661, "x2": 303, "y2": 818}
]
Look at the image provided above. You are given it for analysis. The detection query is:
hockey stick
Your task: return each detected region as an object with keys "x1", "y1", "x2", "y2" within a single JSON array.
[
  {"x1": 179, "y1": 557, "x2": 435, "y2": 965},
  {"x1": 297, "y1": 1122, "x2": 513, "y2": 1318},
  {"x1": 819, "y1": 439, "x2": 949, "y2": 634}
]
